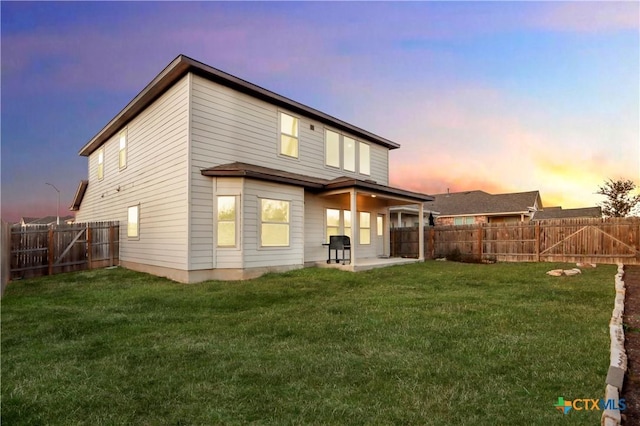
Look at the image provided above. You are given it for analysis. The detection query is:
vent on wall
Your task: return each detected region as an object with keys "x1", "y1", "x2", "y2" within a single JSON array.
[{"x1": 310, "y1": 124, "x2": 315, "y2": 131}]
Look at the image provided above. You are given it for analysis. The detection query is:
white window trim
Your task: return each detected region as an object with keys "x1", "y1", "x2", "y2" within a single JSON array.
[
  {"x1": 119, "y1": 128, "x2": 128, "y2": 171},
  {"x1": 359, "y1": 142, "x2": 371, "y2": 176},
  {"x1": 278, "y1": 111, "x2": 300, "y2": 160},
  {"x1": 97, "y1": 148, "x2": 104, "y2": 181},
  {"x1": 325, "y1": 208, "x2": 353, "y2": 243},
  {"x1": 217, "y1": 195, "x2": 239, "y2": 248},
  {"x1": 127, "y1": 204, "x2": 140, "y2": 240},
  {"x1": 324, "y1": 129, "x2": 341, "y2": 169},
  {"x1": 359, "y1": 211, "x2": 371, "y2": 245},
  {"x1": 259, "y1": 198, "x2": 291, "y2": 248},
  {"x1": 323, "y1": 126, "x2": 371, "y2": 177}
]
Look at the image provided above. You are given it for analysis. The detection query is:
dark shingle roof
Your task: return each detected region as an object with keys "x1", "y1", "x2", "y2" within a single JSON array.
[
  {"x1": 532, "y1": 206, "x2": 602, "y2": 220},
  {"x1": 424, "y1": 190, "x2": 541, "y2": 216},
  {"x1": 202, "y1": 162, "x2": 433, "y2": 202},
  {"x1": 79, "y1": 55, "x2": 400, "y2": 157}
]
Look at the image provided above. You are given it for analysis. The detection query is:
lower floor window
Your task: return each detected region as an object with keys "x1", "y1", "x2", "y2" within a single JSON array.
[
  {"x1": 359, "y1": 212, "x2": 371, "y2": 245},
  {"x1": 326, "y1": 209, "x2": 352, "y2": 242},
  {"x1": 261, "y1": 199, "x2": 290, "y2": 247},
  {"x1": 217, "y1": 196, "x2": 237, "y2": 247},
  {"x1": 127, "y1": 205, "x2": 139, "y2": 238}
]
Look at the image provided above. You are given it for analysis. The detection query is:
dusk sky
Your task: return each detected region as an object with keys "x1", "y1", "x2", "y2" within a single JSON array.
[{"x1": 2, "y1": 1, "x2": 639, "y2": 222}]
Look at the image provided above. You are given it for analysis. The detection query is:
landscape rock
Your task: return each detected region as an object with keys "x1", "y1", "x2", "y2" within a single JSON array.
[
  {"x1": 546, "y1": 269, "x2": 564, "y2": 276},
  {"x1": 563, "y1": 268, "x2": 582, "y2": 276}
]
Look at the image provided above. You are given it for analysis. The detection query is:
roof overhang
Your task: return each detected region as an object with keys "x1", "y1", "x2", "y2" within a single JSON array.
[
  {"x1": 201, "y1": 162, "x2": 432, "y2": 204},
  {"x1": 69, "y1": 180, "x2": 89, "y2": 211},
  {"x1": 79, "y1": 55, "x2": 400, "y2": 157}
]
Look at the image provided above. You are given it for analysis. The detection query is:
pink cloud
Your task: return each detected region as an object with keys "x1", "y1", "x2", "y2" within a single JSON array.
[{"x1": 532, "y1": 2, "x2": 639, "y2": 33}]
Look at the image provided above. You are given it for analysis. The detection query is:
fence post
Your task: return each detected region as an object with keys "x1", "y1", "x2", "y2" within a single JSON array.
[
  {"x1": 535, "y1": 221, "x2": 541, "y2": 262},
  {"x1": 109, "y1": 224, "x2": 115, "y2": 267},
  {"x1": 87, "y1": 224, "x2": 92, "y2": 269},
  {"x1": 429, "y1": 228, "x2": 435, "y2": 259},
  {"x1": 47, "y1": 227, "x2": 54, "y2": 275},
  {"x1": 477, "y1": 224, "x2": 483, "y2": 260}
]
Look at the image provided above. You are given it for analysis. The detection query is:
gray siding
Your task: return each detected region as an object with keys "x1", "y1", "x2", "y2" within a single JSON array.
[
  {"x1": 76, "y1": 76, "x2": 190, "y2": 270},
  {"x1": 190, "y1": 74, "x2": 390, "y2": 184},
  {"x1": 242, "y1": 180, "x2": 304, "y2": 269},
  {"x1": 188, "y1": 73, "x2": 391, "y2": 271}
]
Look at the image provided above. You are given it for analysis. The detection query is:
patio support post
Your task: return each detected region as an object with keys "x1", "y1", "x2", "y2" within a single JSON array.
[
  {"x1": 418, "y1": 203, "x2": 425, "y2": 261},
  {"x1": 397, "y1": 212, "x2": 402, "y2": 228},
  {"x1": 351, "y1": 189, "x2": 357, "y2": 265}
]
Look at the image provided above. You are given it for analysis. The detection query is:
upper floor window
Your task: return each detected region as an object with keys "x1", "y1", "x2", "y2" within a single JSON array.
[
  {"x1": 325, "y1": 129, "x2": 340, "y2": 168},
  {"x1": 325, "y1": 130, "x2": 370, "y2": 175},
  {"x1": 343, "y1": 136, "x2": 356, "y2": 172},
  {"x1": 119, "y1": 129, "x2": 127, "y2": 170},
  {"x1": 261, "y1": 198, "x2": 290, "y2": 247},
  {"x1": 97, "y1": 148, "x2": 104, "y2": 180},
  {"x1": 280, "y1": 112, "x2": 298, "y2": 158},
  {"x1": 217, "y1": 196, "x2": 237, "y2": 247},
  {"x1": 359, "y1": 142, "x2": 370, "y2": 175}
]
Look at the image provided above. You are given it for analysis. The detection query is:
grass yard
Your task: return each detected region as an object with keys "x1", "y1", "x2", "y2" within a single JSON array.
[{"x1": 2, "y1": 261, "x2": 615, "y2": 425}]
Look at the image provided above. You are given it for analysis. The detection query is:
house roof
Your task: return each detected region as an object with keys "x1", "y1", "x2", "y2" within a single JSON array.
[
  {"x1": 69, "y1": 180, "x2": 89, "y2": 211},
  {"x1": 79, "y1": 55, "x2": 401, "y2": 157},
  {"x1": 531, "y1": 206, "x2": 602, "y2": 220},
  {"x1": 201, "y1": 162, "x2": 433, "y2": 203},
  {"x1": 424, "y1": 190, "x2": 542, "y2": 217}
]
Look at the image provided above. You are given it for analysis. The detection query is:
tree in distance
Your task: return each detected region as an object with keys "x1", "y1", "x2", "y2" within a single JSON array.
[{"x1": 596, "y1": 178, "x2": 640, "y2": 217}]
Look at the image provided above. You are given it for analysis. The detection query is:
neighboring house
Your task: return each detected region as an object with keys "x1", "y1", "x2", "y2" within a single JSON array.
[
  {"x1": 17, "y1": 215, "x2": 74, "y2": 226},
  {"x1": 388, "y1": 206, "x2": 438, "y2": 228},
  {"x1": 390, "y1": 190, "x2": 542, "y2": 226},
  {"x1": 531, "y1": 206, "x2": 602, "y2": 220},
  {"x1": 71, "y1": 54, "x2": 433, "y2": 283}
]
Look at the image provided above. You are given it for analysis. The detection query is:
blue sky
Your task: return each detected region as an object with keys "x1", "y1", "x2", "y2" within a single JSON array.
[{"x1": 2, "y1": 1, "x2": 638, "y2": 221}]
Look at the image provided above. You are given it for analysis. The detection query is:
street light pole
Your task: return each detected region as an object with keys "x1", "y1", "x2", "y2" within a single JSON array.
[{"x1": 46, "y1": 183, "x2": 60, "y2": 225}]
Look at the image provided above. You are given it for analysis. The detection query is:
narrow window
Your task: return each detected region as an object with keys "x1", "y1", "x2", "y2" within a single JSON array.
[
  {"x1": 280, "y1": 112, "x2": 298, "y2": 158},
  {"x1": 359, "y1": 142, "x2": 370, "y2": 175},
  {"x1": 325, "y1": 129, "x2": 340, "y2": 168},
  {"x1": 326, "y1": 208, "x2": 340, "y2": 243},
  {"x1": 359, "y1": 212, "x2": 371, "y2": 245},
  {"x1": 217, "y1": 196, "x2": 237, "y2": 247},
  {"x1": 97, "y1": 148, "x2": 104, "y2": 180},
  {"x1": 119, "y1": 130, "x2": 127, "y2": 170},
  {"x1": 377, "y1": 215, "x2": 383, "y2": 236},
  {"x1": 127, "y1": 205, "x2": 139, "y2": 238},
  {"x1": 343, "y1": 136, "x2": 355, "y2": 172},
  {"x1": 343, "y1": 210, "x2": 352, "y2": 239},
  {"x1": 261, "y1": 199, "x2": 290, "y2": 247}
]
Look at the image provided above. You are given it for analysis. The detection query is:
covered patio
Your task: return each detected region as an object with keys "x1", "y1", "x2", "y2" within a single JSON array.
[{"x1": 311, "y1": 177, "x2": 433, "y2": 270}]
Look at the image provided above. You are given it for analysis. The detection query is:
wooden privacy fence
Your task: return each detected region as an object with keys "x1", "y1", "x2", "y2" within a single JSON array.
[
  {"x1": 9, "y1": 221, "x2": 119, "y2": 280},
  {"x1": 391, "y1": 217, "x2": 640, "y2": 265}
]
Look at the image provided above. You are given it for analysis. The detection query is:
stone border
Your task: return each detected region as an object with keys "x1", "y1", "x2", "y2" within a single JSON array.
[{"x1": 603, "y1": 264, "x2": 626, "y2": 426}]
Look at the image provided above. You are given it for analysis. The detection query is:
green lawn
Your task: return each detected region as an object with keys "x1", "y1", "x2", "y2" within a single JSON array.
[{"x1": 2, "y1": 262, "x2": 615, "y2": 425}]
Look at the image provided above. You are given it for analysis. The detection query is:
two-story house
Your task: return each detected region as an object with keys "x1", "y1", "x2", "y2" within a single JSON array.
[{"x1": 71, "y1": 55, "x2": 432, "y2": 283}]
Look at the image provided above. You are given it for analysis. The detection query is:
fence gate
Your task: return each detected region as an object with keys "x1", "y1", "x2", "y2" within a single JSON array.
[
  {"x1": 10, "y1": 221, "x2": 119, "y2": 280},
  {"x1": 538, "y1": 219, "x2": 640, "y2": 264}
]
